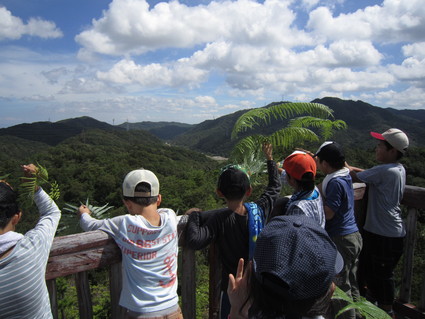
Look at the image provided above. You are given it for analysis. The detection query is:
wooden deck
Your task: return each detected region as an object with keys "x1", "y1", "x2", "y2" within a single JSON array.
[{"x1": 45, "y1": 183, "x2": 425, "y2": 318}]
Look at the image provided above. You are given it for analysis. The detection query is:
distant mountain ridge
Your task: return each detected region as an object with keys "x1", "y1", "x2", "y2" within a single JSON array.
[
  {"x1": 117, "y1": 121, "x2": 193, "y2": 140},
  {"x1": 1, "y1": 98, "x2": 425, "y2": 155},
  {"x1": 0, "y1": 116, "x2": 122, "y2": 146}
]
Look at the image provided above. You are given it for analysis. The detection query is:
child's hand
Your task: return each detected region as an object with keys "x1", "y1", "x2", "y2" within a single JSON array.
[
  {"x1": 77, "y1": 205, "x2": 91, "y2": 217},
  {"x1": 228, "y1": 258, "x2": 252, "y2": 318},
  {"x1": 295, "y1": 148, "x2": 314, "y2": 157},
  {"x1": 21, "y1": 164, "x2": 40, "y2": 191},
  {"x1": 262, "y1": 142, "x2": 273, "y2": 161},
  {"x1": 21, "y1": 164, "x2": 38, "y2": 177}
]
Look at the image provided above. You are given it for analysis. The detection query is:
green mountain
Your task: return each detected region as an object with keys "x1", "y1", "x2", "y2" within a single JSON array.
[
  {"x1": 166, "y1": 98, "x2": 425, "y2": 155},
  {"x1": 2, "y1": 97, "x2": 425, "y2": 157},
  {"x1": 0, "y1": 116, "x2": 122, "y2": 146},
  {"x1": 118, "y1": 121, "x2": 193, "y2": 140}
]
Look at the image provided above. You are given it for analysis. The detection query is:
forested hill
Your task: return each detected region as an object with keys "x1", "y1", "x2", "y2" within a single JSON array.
[
  {"x1": 1, "y1": 97, "x2": 425, "y2": 156},
  {"x1": 117, "y1": 121, "x2": 193, "y2": 140},
  {"x1": 311, "y1": 97, "x2": 425, "y2": 149},
  {"x1": 0, "y1": 116, "x2": 123, "y2": 146},
  {"x1": 169, "y1": 97, "x2": 425, "y2": 155}
]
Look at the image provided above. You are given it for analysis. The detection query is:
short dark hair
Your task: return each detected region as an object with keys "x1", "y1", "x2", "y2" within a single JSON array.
[
  {"x1": 217, "y1": 166, "x2": 250, "y2": 201},
  {"x1": 383, "y1": 140, "x2": 403, "y2": 160},
  {"x1": 0, "y1": 182, "x2": 19, "y2": 229},
  {"x1": 248, "y1": 273, "x2": 333, "y2": 318},
  {"x1": 287, "y1": 172, "x2": 315, "y2": 192},
  {"x1": 123, "y1": 182, "x2": 158, "y2": 207},
  {"x1": 316, "y1": 142, "x2": 345, "y2": 169}
]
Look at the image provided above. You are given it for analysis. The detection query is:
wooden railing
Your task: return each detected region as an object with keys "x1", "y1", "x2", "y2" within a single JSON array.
[{"x1": 45, "y1": 184, "x2": 425, "y2": 318}]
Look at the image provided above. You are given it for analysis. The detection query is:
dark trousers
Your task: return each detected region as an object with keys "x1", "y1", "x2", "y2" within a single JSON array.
[
  {"x1": 359, "y1": 230, "x2": 404, "y2": 306},
  {"x1": 220, "y1": 290, "x2": 231, "y2": 319}
]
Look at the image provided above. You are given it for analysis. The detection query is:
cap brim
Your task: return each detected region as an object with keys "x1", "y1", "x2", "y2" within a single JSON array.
[{"x1": 370, "y1": 131, "x2": 385, "y2": 140}]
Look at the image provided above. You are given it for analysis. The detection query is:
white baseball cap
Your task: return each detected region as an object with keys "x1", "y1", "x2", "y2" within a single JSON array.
[
  {"x1": 370, "y1": 128, "x2": 409, "y2": 154},
  {"x1": 122, "y1": 169, "x2": 159, "y2": 197}
]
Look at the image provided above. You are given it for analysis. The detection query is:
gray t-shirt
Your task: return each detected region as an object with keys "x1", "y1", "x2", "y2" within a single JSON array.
[{"x1": 357, "y1": 163, "x2": 406, "y2": 237}]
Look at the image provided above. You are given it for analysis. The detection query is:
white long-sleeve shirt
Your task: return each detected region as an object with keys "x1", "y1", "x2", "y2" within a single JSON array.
[
  {"x1": 0, "y1": 188, "x2": 61, "y2": 319},
  {"x1": 80, "y1": 208, "x2": 179, "y2": 314}
]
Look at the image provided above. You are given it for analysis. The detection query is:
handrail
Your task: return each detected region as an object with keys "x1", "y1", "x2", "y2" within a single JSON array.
[{"x1": 45, "y1": 184, "x2": 425, "y2": 318}]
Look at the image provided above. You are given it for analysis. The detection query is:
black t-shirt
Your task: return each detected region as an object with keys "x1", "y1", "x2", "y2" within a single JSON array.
[{"x1": 185, "y1": 160, "x2": 281, "y2": 290}]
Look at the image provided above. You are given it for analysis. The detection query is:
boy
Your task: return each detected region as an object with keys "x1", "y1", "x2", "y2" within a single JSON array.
[
  {"x1": 227, "y1": 215, "x2": 343, "y2": 319},
  {"x1": 185, "y1": 143, "x2": 281, "y2": 319},
  {"x1": 315, "y1": 141, "x2": 362, "y2": 319},
  {"x1": 282, "y1": 150, "x2": 325, "y2": 228},
  {"x1": 346, "y1": 128, "x2": 409, "y2": 315},
  {"x1": 78, "y1": 169, "x2": 181, "y2": 319},
  {"x1": 0, "y1": 164, "x2": 61, "y2": 319}
]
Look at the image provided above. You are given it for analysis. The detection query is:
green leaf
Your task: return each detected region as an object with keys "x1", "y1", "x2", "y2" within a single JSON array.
[
  {"x1": 231, "y1": 102, "x2": 335, "y2": 139},
  {"x1": 332, "y1": 287, "x2": 391, "y2": 319}
]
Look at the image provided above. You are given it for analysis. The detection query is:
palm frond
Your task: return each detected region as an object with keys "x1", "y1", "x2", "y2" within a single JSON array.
[{"x1": 231, "y1": 102, "x2": 334, "y2": 139}]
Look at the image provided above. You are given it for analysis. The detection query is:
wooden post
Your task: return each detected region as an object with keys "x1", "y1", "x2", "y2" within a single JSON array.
[
  {"x1": 109, "y1": 262, "x2": 126, "y2": 319},
  {"x1": 47, "y1": 279, "x2": 58, "y2": 319},
  {"x1": 399, "y1": 207, "x2": 418, "y2": 303},
  {"x1": 75, "y1": 271, "x2": 93, "y2": 319},
  {"x1": 181, "y1": 247, "x2": 196, "y2": 319}
]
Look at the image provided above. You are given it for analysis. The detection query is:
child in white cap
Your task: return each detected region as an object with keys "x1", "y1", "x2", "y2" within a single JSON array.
[{"x1": 78, "y1": 169, "x2": 182, "y2": 319}]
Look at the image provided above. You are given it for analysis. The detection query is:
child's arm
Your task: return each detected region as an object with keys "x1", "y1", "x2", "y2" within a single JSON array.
[
  {"x1": 185, "y1": 208, "x2": 228, "y2": 250},
  {"x1": 78, "y1": 205, "x2": 107, "y2": 232},
  {"x1": 254, "y1": 143, "x2": 281, "y2": 218},
  {"x1": 345, "y1": 162, "x2": 364, "y2": 183}
]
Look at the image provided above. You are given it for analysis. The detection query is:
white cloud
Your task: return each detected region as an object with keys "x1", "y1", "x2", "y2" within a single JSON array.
[
  {"x1": 390, "y1": 57, "x2": 425, "y2": 85},
  {"x1": 402, "y1": 42, "x2": 425, "y2": 59},
  {"x1": 365, "y1": 87, "x2": 425, "y2": 109},
  {"x1": 76, "y1": 0, "x2": 312, "y2": 56},
  {"x1": 0, "y1": 7, "x2": 62, "y2": 40},
  {"x1": 307, "y1": 0, "x2": 425, "y2": 43},
  {"x1": 96, "y1": 59, "x2": 208, "y2": 88}
]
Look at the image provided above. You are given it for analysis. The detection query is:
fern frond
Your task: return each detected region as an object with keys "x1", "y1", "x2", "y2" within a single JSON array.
[
  {"x1": 332, "y1": 287, "x2": 391, "y2": 319},
  {"x1": 268, "y1": 127, "x2": 319, "y2": 150},
  {"x1": 18, "y1": 163, "x2": 60, "y2": 210},
  {"x1": 289, "y1": 117, "x2": 347, "y2": 140},
  {"x1": 231, "y1": 102, "x2": 334, "y2": 139},
  {"x1": 63, "y1": 199, "x2": 114, "y2": 219},
  {"x1": 231, "y1": 135, "x2": 267, "y2": 161}
]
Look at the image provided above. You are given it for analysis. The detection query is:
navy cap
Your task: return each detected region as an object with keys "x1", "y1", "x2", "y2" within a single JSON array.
[{"x1": 253, "y1": 215, "x2": 343, "y2": 300}]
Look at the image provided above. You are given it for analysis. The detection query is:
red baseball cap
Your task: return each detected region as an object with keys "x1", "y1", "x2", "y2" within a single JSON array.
[{"x1": 283, "y1": 151, "x2": 316, "y2": 181}]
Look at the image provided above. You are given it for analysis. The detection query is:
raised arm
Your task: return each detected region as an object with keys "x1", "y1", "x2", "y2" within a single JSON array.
[
  {"x1": 255, "y1": 143, "x2": 282, "y2": 217},
  {"x1": 21, "y1": 164, "x2": 61, "y2": 252}
]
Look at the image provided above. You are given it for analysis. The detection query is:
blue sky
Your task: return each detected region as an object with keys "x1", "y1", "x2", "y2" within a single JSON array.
[{"x1": 0, "y1": 0, "x2": 424, "y2": 127}]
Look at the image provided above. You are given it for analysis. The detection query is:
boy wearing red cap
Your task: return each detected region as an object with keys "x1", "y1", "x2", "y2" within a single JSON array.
[
  {"x1": 346, "y1": 128, "x2": 409, "y2": 316},
  {"x1": 283, "y1": 151, "x2": 325, "y2": 228}
]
